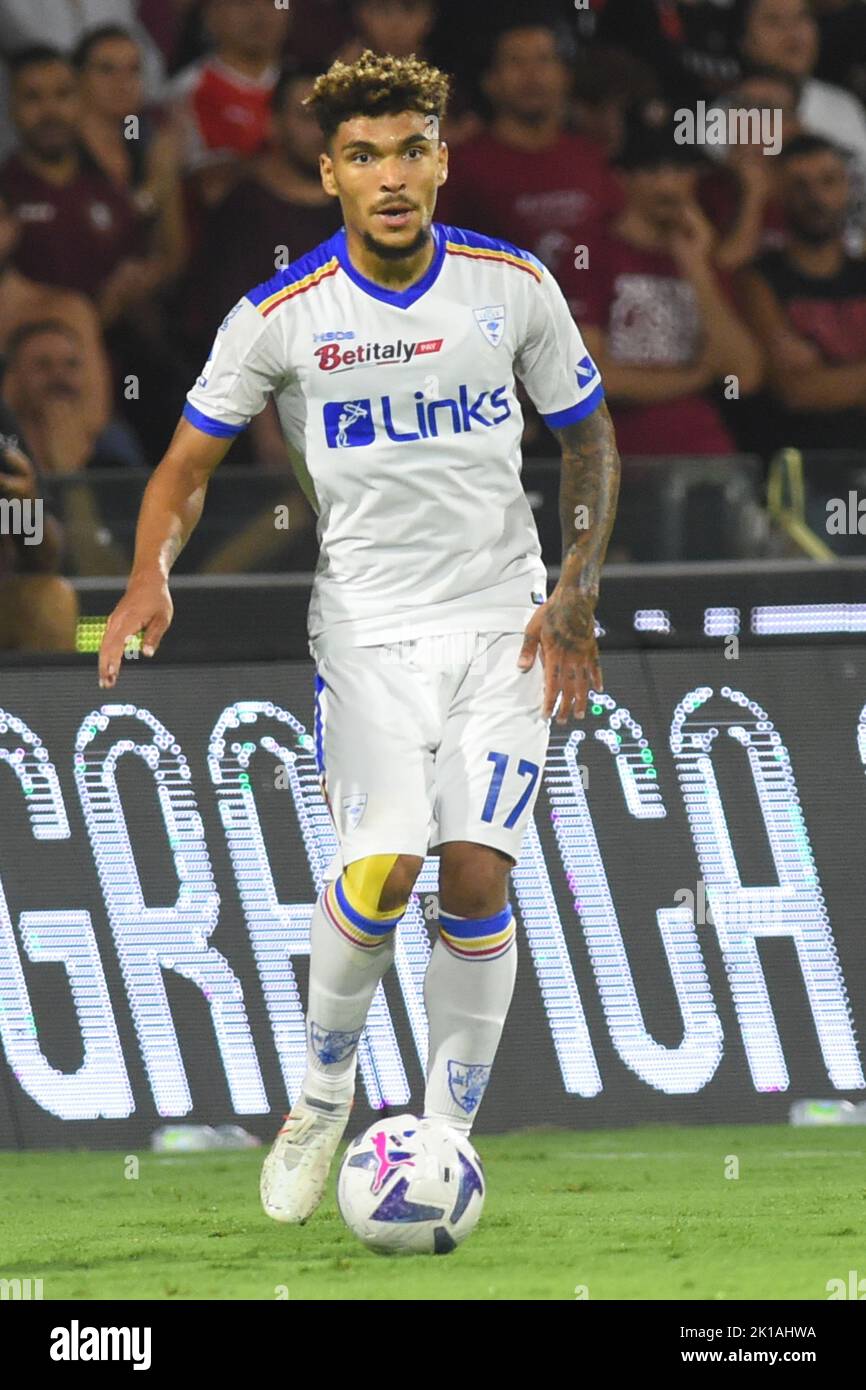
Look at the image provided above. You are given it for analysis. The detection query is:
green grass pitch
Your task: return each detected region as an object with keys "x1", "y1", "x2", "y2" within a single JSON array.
[{"x1": 2, "y1": 1125, "x2": 864, "y2": 1300}]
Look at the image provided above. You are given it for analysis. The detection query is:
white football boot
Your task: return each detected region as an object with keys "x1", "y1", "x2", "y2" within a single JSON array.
[{"x1": 260, "y1": 1093, "x2": 354, "y2": 1224}]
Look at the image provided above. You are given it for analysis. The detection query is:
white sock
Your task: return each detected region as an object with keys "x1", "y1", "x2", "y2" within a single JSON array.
[
  {"x1": 422, "y1": 904, "x2": 517, "y2": 1135},
  {"x1": 301, "y1": 876, "x2": 402, "y2": 1108}
]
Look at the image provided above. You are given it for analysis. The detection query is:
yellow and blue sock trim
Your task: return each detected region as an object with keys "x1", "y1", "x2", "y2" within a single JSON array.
[
  {"x1": 439, "y1": 904, "x2": 515, "y2": 961},
  {"x1": 322, "y1": 873, "x2": 405, "y2": 950}
]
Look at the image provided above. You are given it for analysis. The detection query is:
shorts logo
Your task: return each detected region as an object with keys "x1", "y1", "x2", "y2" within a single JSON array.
[
  {"x1": 474, "y1": 305, "x2": 505, "y2": 348},
  {"x1": 323, "y1": 400, "x2": 374, "y2": 448},
  {"x1": 342, "y1": 793, "x2": 368, "y2": 829},
  {"x1": 531, "y1": 590, "x2": 545, "y2": 606},
  {"x1": 447, "y1": 1060, "x2": 491, "y2": 1115}
]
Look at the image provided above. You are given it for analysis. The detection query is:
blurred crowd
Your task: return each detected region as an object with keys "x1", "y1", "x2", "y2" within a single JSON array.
[{"x1": 1, "y1": 0, "x2": 866, "y2": 646}]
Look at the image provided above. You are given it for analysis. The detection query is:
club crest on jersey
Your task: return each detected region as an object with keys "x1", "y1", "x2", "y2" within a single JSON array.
[
  {"x1": 474, "y1": 305, "x2": 506, "y2": 348},
  {"x1": 447, "y1": 1060, "x2": 491, "y2": 1114},
  {"x1": 342, "y1": 793, "x2": 367, "y2": 829}
]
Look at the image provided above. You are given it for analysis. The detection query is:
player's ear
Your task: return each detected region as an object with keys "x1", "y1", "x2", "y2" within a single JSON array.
[
  {"x1": 319, "y1": 151, "x2": 337, "y2": 197},
  {"x1": 436, "y1": 140, "x2": 448, "y2": 185}
]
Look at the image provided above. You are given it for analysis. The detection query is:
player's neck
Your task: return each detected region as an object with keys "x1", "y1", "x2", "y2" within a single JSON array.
[{"x1": 343, "y1": 224, "x2": 437, "y2": 290}]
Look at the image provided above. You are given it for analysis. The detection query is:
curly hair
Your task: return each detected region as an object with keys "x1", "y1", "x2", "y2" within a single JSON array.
[{"x1": 303, "y1": 49, "x2": 450, "y2": 144}]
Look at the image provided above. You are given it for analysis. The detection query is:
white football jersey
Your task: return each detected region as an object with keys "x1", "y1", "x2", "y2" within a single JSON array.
[{"x1": 183, "y1": 222, "x2": 604, "y2": 658}]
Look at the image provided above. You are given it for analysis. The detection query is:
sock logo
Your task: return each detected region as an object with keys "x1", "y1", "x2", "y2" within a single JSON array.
[
  {"x1": 447, "y1": 1061, "x2": 491, "y2": 1114},
  {"x1": 309, "y1": 1020, "x2": 363, "y2": 1064}
]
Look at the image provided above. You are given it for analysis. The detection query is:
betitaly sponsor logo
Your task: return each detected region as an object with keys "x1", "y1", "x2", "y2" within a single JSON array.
[
  {"x1": 314, "y1": 336, "x2": 443, "y2": 372},
  {"x1": 323, "y1": 383, "x2": 512, "y2": 448}
]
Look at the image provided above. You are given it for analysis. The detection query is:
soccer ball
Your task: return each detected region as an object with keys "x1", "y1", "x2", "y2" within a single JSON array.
[{"x1": 336, "y1": 1114, "x2": 485, "y2": 1255}]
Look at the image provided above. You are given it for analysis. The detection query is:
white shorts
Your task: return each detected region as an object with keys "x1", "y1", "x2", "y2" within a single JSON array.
[{"x1": 312, "y1": 630, "x2": 549, "y2": 875}]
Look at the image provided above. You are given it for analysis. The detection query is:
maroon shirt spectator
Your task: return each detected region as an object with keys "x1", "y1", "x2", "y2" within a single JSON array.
[
  {"x1": 0, "y1": 48, "x2": 146, "y2": 301},
  {"x1": 436, "y1": 23, "x2": 622, "y2": 302},
  {"x1": 578, "y1": 118, "x2": 763, "y2": 456},
  {"x1": 0, "y1": 151, "x2": 145, "y2": 299},
  {"x1": 581, "y1": 236, "x2": 739, "y2": 454}
]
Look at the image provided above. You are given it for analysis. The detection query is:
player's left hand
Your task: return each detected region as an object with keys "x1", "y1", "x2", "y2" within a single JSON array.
[{"x1": 517, "y1": 589, "x2": 603, "y2": 724}]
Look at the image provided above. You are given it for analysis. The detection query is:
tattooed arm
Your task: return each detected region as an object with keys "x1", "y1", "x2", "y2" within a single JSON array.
[
  {"x1": 98, "y1": 416, "x2": 233, "y2": 689},
  {"x1": 518, "y1": 400, "x2": 621, "y2": 723}
]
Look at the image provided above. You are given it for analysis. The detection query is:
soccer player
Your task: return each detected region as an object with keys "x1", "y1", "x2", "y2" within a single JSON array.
[{"x1": 97, "y1": 51, "x2": 621, "y2": 1225}]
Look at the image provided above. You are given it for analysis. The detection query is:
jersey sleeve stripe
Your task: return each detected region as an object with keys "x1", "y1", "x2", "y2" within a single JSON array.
[
  {"x1": 542, "y1": 383, "x2": 605, "y2": 429},
  {"x1": 444, "y1": 241, "x2": 543, "y2": 281},
  {"x1": 252, "y1": 257, "x2": 340, "y2": 317},
  {"x1": 182, "y1": 402, "x2": 248, "y2": 436}
]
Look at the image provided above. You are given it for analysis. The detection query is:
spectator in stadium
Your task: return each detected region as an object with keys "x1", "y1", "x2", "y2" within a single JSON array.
[
  {"x1": 0, "y1": 400, "x2": 78, "y2": 651},
  {"x1": 336, "y1": 0, "x2": 438, "y2": 62},
  {"x1": 335, "y1": 0, "x2": 481, "y2": 146},
  {"x1": 437, "y1": 22, "x2": 622, "y2": 302},
  {"x1": 74, "y1": 24, "x2": 188, "y2": 284},
  {"x1": 165, "y1": 0, "x2": 290, "y2": 207},
  {"x1": 0, "y1": 193, "x2": 111, "y2": 437},
  {"x1": 1, "y1": 321, "x2": 138, "y2": 573},
  {"x1": 185, "y1": 66, "x2": 341, "y2": 470},
  {"x1": 570, "y1": 45, "x2": 661, "y2": 163},
  {"x1": 698, "y1": 66, "x2": 802, "y2": 268},
  {"x1": 737, "y1": 134, "x2": 866, "y2": 453},
  {"x1": 0, "y1": 0, "x2": 166, "y2": 163},
  {"x1": 578, "y1": 118, "x2": 763, "y2": 457},
  {"x1": 189, "y1": 67, "x2": 338, "y2": 327},
  {"x1": 593, "y1": 0, "x2": 742, "y2": 107},
  {"x1": 735, "y1": 0, "x2": 866, "y2": 234},
  {"x1": 2, "y1": 320, "x2": 143, "y2": 473},
  {"x1": 0, "y1": 48, "x2": 159, "y2": 324}
]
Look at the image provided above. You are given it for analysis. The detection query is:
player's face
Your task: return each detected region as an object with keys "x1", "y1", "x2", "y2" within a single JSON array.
[
  {"x1": 12, "y1": 61, "x2": 80, "y2": 160},
  {"x1": 80, "y1": 36, "x2": 144, "y2": 121},
  {"x1": 321, "y1": 110, "x2": 448, "y2": 257}
]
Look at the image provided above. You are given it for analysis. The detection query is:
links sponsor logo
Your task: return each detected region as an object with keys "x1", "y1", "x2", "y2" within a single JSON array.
[
  {"x1": 315, "y1": 336, "x2": 443, "y2": 372},
  {"x1": 323, "y1": 384, "x2": 512, "y2": 448}
]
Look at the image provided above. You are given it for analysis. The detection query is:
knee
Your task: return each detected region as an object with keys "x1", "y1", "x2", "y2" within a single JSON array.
[
  {"x1": 380, "y1": 853, "x2": 424, "y2": 911},
  {"x1": 439, "y1": 843, "x2": 512, "y2": 917},
  {"x1": 343, "y1": 852, "x2": 423, "y2": 917}
]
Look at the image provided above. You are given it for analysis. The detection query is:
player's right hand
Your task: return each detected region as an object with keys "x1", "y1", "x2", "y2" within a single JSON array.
[{"x1": 98, "y1": 574, "x2": 174, "y2": 689}]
